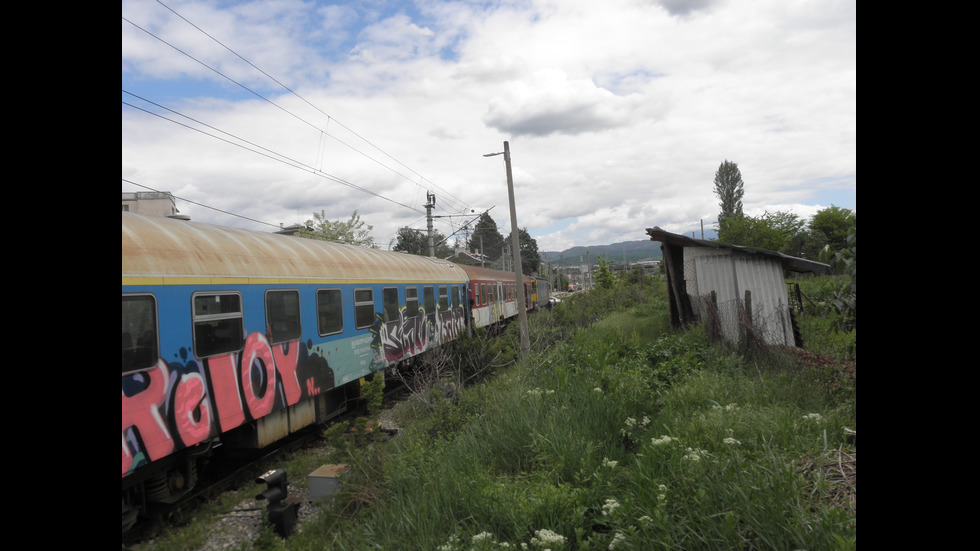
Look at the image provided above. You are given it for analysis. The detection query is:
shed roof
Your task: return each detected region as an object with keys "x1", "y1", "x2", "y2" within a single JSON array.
[{"x1": 645, "y1": 227, "x2": 832, "y2": 275}]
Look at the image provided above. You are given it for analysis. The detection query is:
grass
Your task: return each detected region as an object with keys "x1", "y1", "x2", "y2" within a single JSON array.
[{"x1": 139, "y1": 273, "x2": 855, "y2": 550}]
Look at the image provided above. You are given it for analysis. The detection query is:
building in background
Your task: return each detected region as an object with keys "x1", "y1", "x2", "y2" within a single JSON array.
[{"x1": 122, "y1": 192, "x2": 185, "y2": 219}]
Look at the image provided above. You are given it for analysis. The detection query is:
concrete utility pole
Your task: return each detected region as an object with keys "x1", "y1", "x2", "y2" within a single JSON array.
[
  {"x1": 484, "y1": 141, "x2": 530, "y2": 359},
  {"x1": 425, "y1": 192, "x2": 436, "y2": 257}
]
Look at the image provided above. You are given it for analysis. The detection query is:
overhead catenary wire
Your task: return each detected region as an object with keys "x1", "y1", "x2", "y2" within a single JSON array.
[
  {"x1": 122, "y1": 92, "x2": 422, "y2": 215},
  {"x1": 124, "y1": 3, "x2": 472, "y2": 216}
]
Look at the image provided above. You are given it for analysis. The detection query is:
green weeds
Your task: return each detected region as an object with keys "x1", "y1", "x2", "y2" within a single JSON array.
[{"x1": 141, "y1": 273, "x2": 855, "y2": 550}]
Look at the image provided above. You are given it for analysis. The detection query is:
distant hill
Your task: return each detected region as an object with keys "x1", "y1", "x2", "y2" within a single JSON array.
[
  {"x1": 541, "y1": 229, "x2": 717, "y2": 267},
  {"x1": 541, "y1": 240, "x2": 661, "y2": 267}
]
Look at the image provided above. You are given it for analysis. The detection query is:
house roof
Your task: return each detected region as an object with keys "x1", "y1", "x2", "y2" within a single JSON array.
[{"x1": 645, "y1": 227, "x2": 832, "y2": 275}]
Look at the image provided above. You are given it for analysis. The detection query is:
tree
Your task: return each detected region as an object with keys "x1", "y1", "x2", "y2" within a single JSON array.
[
  {"x1": 780, "y1": 205, "x2": 855, "y2": 259},
  {"x1": 504, "y1": 227, "x2": 542, "y2": 275},
  {"x1": 809, "y1": 206, "x2": 856, "y2": 252},
  {"x1": 713, "y1": 160, "x2": 745, "y2": 228},
  {"x1": 392, "y1": 227, "x2": 453, "y2": 258},
  {"x1": 469, "y1": 212, "x2": 505, "y2": 262},
  {"x1": 297, "y1": 210, "x2": 378, "y2": 248},
  {"x1": 819, "y1": 226, "x2": 856, "y2": 333},
  {"x1": 594, "y1": 256, "x2": 615, "y2": 289},
  {"x1": 717, "y1": 210, "x2": 804, "y2": 251}
]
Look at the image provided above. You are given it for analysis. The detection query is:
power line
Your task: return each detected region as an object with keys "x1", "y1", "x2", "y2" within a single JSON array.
[
  {"x1": 123, "y1": 179, "x2": 281, "y2": 229},
  {"x1": 125, "y1": 3, "x2": 472, "y2": 215},
  {"x1": 122, "y1": 93, "x2": 422, "y2": 214}
]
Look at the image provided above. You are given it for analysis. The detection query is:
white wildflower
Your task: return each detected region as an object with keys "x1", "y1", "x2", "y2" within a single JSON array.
[
  {"x1": 438, "y1": 533, "x2": 461, "y2": 551},
  {"x1": 683, "y1": 447, "x2": 706, "y2": 462},
  {"x1": 802, "y1": 413, "x2": 823, "y2": 422},
  {"x1": 472, "y1": 532, "x2": 495, "y2": 543},
  {"x1": 609, "y1": 532, "x2": 627, "y2": 550},
  {"x1": 638, "y1": 515, "x2": 654, "y2": 526},
  {"x1": 602, "y1": 498, "x2": 621, "y2": 516},
  {"x1": 602, "y1": 457, "x2": 618, "y2": 468},
  {"x1": 723, "y1": 437, "x2": 741, "y2": 446},
  {"x1": 594, "y1": 387, "x2": 603, "y2": 393},
  {"x1": 530, "y1": 528, "x2": 566, "y2": 547},
  {"x1": 650, "y1": 435, "x2": 675, "y2": 446}
]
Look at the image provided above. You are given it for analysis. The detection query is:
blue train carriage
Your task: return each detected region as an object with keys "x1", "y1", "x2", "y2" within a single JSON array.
[{"x1": 122, "y1": 212, "x2": 468, "y2": 526}]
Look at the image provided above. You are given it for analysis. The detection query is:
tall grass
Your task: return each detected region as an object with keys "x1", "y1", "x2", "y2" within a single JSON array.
[{"x1": 153, "y1": 274, "x2": 855, "y2": 550}]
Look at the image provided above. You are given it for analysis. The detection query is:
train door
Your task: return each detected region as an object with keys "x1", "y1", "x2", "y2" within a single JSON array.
[{"x1": 423, "y1": 286, "x2": 436, "y2": 327}]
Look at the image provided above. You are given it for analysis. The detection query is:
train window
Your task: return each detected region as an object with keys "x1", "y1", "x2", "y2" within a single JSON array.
[
  {"x1": 424, "y1": 286, "x2": 435, "y2": 316},
  {"x1": 354, "y1": 289, "x2": 375, "y2": 329},
  {"x1": 383, "y1": 287, "x2": 400, "y2": 323},
  {"x1": 452, "y1": 286, "x2": 460, "y2": 309},
  {"x1": 316, "y1": 289, "x2": 343, "y2": 335},
  {"x1": 405, "y1": 287, "x2": 418, "y2": 318},
  {"x1": 478, "y1": 283, "x2": 485, "y2": 305},
  {"x1": 192, "y1": 292, "x2": 244, "y2": 358},
  {"x1": 439, "y1": 286, "x2": 449, "y2": 311},
  {"x1": 265, "y1": 290, "x2": 301, "y2": 344},
  {"x1": 122, "y1": 294, "x2": 158, "y2": 374}
]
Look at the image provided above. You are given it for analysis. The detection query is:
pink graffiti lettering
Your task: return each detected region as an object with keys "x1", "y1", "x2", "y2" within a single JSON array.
[
  {"x1": 172, "y1": 372, "x2": 212, "y2": 447},
  {"x1": 121, "y1": 360, "x2": 173, "y2": 476},
  {"x1": 205, "y1": 353, "x2": 246, "y2": 432},
  {"x1": 123, "y1": 332, "x2": 309, "y2": 478},
  {"x1": 240, "y1": 333, "x2": 276, "y2": 419}
]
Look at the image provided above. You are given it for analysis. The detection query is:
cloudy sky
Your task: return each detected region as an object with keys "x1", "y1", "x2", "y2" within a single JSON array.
[{"x1": 122, "y1": 0, "x2": 856, "y2": 253}]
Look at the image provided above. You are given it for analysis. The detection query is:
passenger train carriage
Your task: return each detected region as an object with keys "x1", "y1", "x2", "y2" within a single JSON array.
[
  {"x1": 121, "y1": 212, "x2": 469, "y2": 530},
  {"x1": 459, "y1": 264, "x2": 533, "y2": 329}
]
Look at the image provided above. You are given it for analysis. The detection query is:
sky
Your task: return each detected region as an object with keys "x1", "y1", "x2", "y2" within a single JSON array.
[{"x1": 122, "y1": 0, "x2": 856, "y2": 253}]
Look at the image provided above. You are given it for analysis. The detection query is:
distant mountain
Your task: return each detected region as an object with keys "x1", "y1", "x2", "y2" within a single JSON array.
[
  {"x1": 541, "y1": 240, "x2": 660, "y2": 267},
  {"x1": 541, "y1": 229, "x2": 717, "y2": 267}
]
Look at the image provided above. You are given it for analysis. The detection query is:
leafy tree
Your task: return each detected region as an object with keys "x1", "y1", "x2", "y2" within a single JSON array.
[
  {"x1": 594, "y1": 256, "x2": 615, "y2": 289},
  {"x1": 819, "y1": 226, "x2": 856, "y2": 333},
  {"x1": 718, "y1": 210, "x2": 804, "y2": 251},
  {"x1": 713, "y1": 160, "x2": 745, "y2": 227},
  {"x1": 504, "y1": 227, "x2": 542, "y2": 275},
  {"x1": 781, "y1": 227, "x2": 827, "y2": 260},
  {"x1": 297, "y1": 210, "x2": 378, "y2": 248},
  {"x1": 809, "y1": 205, "x2": 856, "y2": 252},
  {"x1": 469, "y1": 212, "x2": 505, "y2": 262},
  {"x1": 392, "y1": 227, "x2": 453, "y2": 257}
]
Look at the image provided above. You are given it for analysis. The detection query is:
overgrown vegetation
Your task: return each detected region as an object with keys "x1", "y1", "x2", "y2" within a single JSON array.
[{"x1": 141, "y1": 267, "x2": 855, "y2": 550}]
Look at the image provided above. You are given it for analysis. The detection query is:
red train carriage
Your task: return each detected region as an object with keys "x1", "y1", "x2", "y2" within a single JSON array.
[{"x1": 458, "y1": 264, "x2": 532, "y2": 329}]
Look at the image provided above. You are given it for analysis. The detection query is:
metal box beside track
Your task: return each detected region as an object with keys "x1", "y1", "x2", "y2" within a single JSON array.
[{"x1": 308, "y1": 464, "x2": 349, "y2": 501}]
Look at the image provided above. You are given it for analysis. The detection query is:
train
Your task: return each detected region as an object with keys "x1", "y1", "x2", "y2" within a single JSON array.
[{"x1": 121, "y1": 211, "x2": 549, "y2": 532}]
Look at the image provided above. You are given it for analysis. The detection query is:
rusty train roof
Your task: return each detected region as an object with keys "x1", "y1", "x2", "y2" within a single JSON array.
[
  {"x1": 458, "y1": 264, "x2": 531, "y2": 283},
  {"x1": 122, "y1": 212, "x2": 468, "y2": 285}
]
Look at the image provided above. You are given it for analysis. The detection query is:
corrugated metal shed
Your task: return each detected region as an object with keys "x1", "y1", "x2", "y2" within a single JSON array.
[
  {"x1": 646, "y1": 227, "x2": 831, "y2": 347},
  {"x1": 122, "y1": 212, "x2": 468, "y2": 285}
]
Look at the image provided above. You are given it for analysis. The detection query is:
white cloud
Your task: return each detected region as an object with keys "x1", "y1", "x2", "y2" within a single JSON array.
[{"x1": 122, "y1": 0, "x2": 855, "y2": 253}]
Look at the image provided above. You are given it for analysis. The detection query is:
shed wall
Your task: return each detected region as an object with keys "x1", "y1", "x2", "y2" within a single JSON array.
[{"x1": 685, "y1": 248, "x2": 794, "y2": 346}]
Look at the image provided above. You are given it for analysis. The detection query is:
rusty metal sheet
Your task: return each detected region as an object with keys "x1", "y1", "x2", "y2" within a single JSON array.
[
  {"x1": 122, "y1": 212, "x2": 468, "y2": 284},
  {"x1": 458, "y1": 264, "x2": 530, "y2": 283}
]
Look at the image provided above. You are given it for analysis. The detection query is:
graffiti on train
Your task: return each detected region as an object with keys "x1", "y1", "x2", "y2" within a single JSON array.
[
  {"x1": 121, "y1": 332, "x2": 316, "y2": 477},
  {"x1": 373, "y1": 306, "x2": 466, "y2": 364}
]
